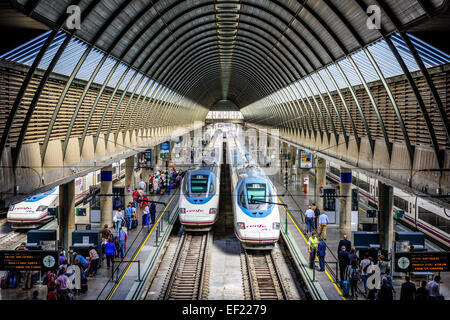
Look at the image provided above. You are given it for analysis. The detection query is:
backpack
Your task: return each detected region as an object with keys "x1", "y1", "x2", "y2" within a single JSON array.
[
  {"x1": 363, "y1": 261, "x2": 371, "y2": 273},
  {"x1": 350, "y1": 267, "x2": 359, "y2": 280}
]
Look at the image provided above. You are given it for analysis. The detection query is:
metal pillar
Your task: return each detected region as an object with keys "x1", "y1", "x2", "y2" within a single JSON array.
[
  {"x1": 59, "y1": 180, "x2": 75, "y2": 252},
  {"x1": 339, "y1": 167, "x2": 352, "y2": 233},
  {"x1": 315, "y1": 157, "x2": 326, "y2": 212},
  {"x1": 378, "y1": 181, "x2": 394, "y2": 252},
  {"x1": 100, "y1": 165, "x2": 113, "y2": 228},
  {"x1": 125, "y1": 156, "x2": 135, "y2": 205}
]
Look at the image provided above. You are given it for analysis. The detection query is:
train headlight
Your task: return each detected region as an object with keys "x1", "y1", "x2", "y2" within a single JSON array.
[
  {"x1": 237, "y1": 222, "x2": 245, "y2": 230},
  {"x1": 180, "y1": 208, "x2": 186, "y2": 214},
  {"x1": 209, "y1": 208, "x2": 217, "y2": 215},
  {"x1": 36, "y1": 205, "x2": 48, "y2": 212},
  {"x1": 273, "y1": 222, "x2": 280, "y2": 230}
]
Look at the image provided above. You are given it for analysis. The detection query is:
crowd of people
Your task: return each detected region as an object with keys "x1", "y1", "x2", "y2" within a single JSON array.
[{"x1": 307, "y1": 230, "x2": 445, "y2": 301}]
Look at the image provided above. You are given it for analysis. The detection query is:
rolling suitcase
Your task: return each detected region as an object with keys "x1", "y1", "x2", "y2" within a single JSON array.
[{"x1": 342, "y1": 280, "x2": 350, "y2": 297}]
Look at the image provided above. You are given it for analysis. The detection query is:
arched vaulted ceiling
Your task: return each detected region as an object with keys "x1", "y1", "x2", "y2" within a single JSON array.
[
  {"x1": 11, "y1": 0, "x2": 448, "y2": 108},
  {"x1": 1, "y1": 0, "x2": 449, "y2": 172}
]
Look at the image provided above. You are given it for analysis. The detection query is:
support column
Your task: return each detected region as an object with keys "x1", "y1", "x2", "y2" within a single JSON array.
[
  {"x1": 378, "y1": 181, "x2": 394, "y2": 252},
  {"x1": 315, "y1": 157, "x2": 326, "y2": 212},
  {"x1": 125, "y1": 156, "x2": 135, "y2": 205},
  {"x1": 339, "y1": 167, "x2": 352, "y2": 233},
  {"x1": 100, "y1": 165, "x2": 113, "y2": 228},
  {"x1": 58, "y1": 180, "x2": 75, "y2": 252},
  {"x1": 142, "y1": 167, "x2": 150, "y2": 193}
]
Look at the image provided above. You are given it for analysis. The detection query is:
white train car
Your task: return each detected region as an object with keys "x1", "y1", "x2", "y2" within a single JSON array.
[
  {"x1": 228, "y1": 130, "x2": 280, "y2": 250},
  {"x1": 7, "y1": 187, "x2": 59, "y2": 229},
  {"x1": 178, "y1": 129, "x2": 223, "y2": 231},
  {"x1": 327, "y1": 162, "x2": 450, "y2": 248},
  {"x1": 7, "y1": 158, "x2": 128, "y2": 229}
]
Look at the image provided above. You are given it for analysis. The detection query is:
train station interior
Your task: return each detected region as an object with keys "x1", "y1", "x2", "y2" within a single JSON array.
[{"x1": 0, "y1": 0, "x2": 449, "y2": 306}]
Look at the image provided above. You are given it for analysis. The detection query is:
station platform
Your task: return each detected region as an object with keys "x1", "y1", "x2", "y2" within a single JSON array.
[
  {"x1": 271, "y1": 170, "x2": 449, "y2": 300},
  {"x1": 0, "y1": 189, "x2": 180, "y2": 301}
]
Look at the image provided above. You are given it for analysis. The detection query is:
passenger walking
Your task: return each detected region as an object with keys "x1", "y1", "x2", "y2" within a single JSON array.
[
  {"x1": 348, "y1": 248, "x2": 357, "y2": 265},
  {"x1": 359, "y1": 255, "x2": 373, "y2": 296},
  {"x1": 117, "y1": 226, "x2": 127, "y2": 259},
  {"x1": 338, "y1": 246, "x2": 350, "y2": 284},
  {"x1": 317, "y1": 237, "x2": 326, "y2": 271},
  {"x1": 377, "y1": 255, "x2": 388, "y2": 277},
  {"x1": 305, "y1": 205, "x2": 315, "y2": 234},
  {"x1": 150, "y1": 202, "x2": 157, "y2": 225},
  {"x1": 87, "y1": 246, "x2": 100, "y2": 277},
  {"x1": 400, "y1": 276, "x2": 416, "y2": 301},
  {"x1": 318, "y1": 212, "x2": 329, "y2": 240},
  {"x1": 45, "y1": 271, "x2": 57, "y2": 300},
  {"x1": 56, "y1": 268, "x2": 69, "y2": 300},
  {"x1": 73, "y1": 252, "x2": 88, "y2": 271},
  {"x1": 307, "y1": 232, "x2": 318, "y2": 269},
  {"x1": 125, "y1": 203, "x2": 134, "y2": 230},
  {"x1": 58, "y1": 252, "x2": 67, "y2": 266},
  {"x1": 337, "y1": 235, "x2": 351, "y2": 255},
  {"x1": 132, "y1": 188, "x2": 140, "y2": 208},
  {"x1": 114, "y1": 207, "x2": 124, "y2": 231},
  {"x1": 377, "y1": 278, "x2": 394, "y2": 301},
  {"x1": 312, "y1": 203, "x2": 320, "y2": 231},
  {"x1": 382, "y1": 268, "x2": 395, "y2": 295},
  {"x1": 105, "y1": 238, "x2": 116, "y2": 269},
  {"x1": 416, "y1": 280, "x2": 430, "y2": 300},
  {"x1": 346, "y1": 260, "x2": 360, "y2": 298},
  {"x1": 428, "y1": 275, "x2": 444, "y2": 300}
]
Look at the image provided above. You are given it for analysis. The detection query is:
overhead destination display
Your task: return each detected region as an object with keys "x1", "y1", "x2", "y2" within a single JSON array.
[
  {"x1": 395, "y1": 252, "x2": 449, "y2": 273},
  {"x1": 0, "y1": 250, "x2": 59, "y2": 271}
]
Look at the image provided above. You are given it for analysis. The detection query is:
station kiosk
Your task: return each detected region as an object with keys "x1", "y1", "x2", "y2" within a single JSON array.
[{"x1": 69, "y1": 230, "x2": 102, "y2": 266}]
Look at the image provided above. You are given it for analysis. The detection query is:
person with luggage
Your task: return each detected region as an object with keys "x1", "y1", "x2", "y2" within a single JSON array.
[
  {"x1": 143, "y1": 204, "x2": 150, "y2": 230},
  {"x1": 346, "y1": 260, "x2": 360, "y2": 298},
  {"x1": 150, "y1": 202, "x2": 157, "y2": 225},
  {"x1": 317, "y1": 237, "x2": 326, "y2": 272},
  {"x1": 105, "y1": 238, "x2": 117, "y2": 269}
]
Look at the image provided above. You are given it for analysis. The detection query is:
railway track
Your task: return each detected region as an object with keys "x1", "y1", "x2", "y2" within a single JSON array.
[
  {"x1": 159, "y1": 231, "x2": 211, "y2": 300},
  {"x1": 0, "y1": 231, "x2": 26, "y2": 250},
  {"x1": 241, "y1": 249, "x2": 289, "y2": 300}
]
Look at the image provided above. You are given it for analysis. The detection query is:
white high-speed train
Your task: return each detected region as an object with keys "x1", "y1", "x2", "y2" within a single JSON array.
[
  {"x1": 179, "y1": 129, "x2": 223, "y2": 231},
  {"x1": 7, "y1": 187, "x2": 59, "y2": 229},
  {"x1": 228, "y1": 129, "x2": 280, "y2": 250},
  {"x1": 327, "y1": 161, "x2": 450, "y2": 248},
  {"x1": 7, "y1": 159, "x2": 128, "y2": 229}
]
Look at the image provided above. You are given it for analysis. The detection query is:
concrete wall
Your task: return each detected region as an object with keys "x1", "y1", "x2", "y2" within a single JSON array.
[
  {"x1": 0, "y1": 123, "x2": 201, "y2": 207},
  {"x1": 246, "y1": 123, "x2": 449, "y2": 202}
]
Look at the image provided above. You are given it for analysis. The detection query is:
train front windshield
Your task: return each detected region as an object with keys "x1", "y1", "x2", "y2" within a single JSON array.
[
  {"x1": 243, "y1": 183, "x2": 272, "y2": 210},
  {"x1": 191, "y1": 174, "x2": 209, "y2": 193},
  {"x1": 184, "y1": 172, "x2": 214, "y2": 198}
]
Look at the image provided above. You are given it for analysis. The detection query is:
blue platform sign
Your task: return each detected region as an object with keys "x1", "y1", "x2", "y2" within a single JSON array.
[{"x1": 161, "y1": 141, "x2": 170, "y2": 151}]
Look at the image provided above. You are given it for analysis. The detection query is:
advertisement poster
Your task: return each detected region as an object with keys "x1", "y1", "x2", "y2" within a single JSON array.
[{"x1": 299, "y1": 150, "x2": 312, "y2": 168}]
